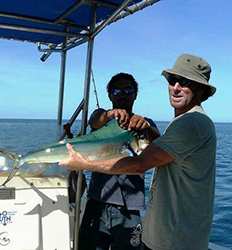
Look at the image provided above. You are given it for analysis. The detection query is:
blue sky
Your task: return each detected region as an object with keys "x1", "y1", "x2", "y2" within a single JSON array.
[{"x1": 0, "y1": 0, "x2": 232, "y2": 122}]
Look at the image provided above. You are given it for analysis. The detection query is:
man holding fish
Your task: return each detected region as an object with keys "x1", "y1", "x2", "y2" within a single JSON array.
[
  {"x1": 78, "y1": 72, "x2": 160, "y2": 250},
  {"x1": 60, "y1": 54, "x2": 217, "y2": 250}
]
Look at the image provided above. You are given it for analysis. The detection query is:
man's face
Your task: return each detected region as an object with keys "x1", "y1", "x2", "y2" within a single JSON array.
[
  {"x1": 167, "y1": 75, "x2": 196, "y2": 115},
  {"x1": 109, "y1": 81, "x2": 137, "y2": 110}
]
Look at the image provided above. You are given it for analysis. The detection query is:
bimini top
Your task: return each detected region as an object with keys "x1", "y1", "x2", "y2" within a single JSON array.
[{"x1": 0, "y1": 0, "x2": 159, "y2": 47}]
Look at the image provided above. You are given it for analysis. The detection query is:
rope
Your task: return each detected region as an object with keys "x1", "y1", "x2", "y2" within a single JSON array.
[{"x1": 91, "y1": 69, "x2": 100, "y2": 109}]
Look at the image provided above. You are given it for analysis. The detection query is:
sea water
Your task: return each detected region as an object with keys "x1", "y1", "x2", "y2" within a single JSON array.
[{"x1": 0, "y1": 119, "x2": 231, "y2": 248}]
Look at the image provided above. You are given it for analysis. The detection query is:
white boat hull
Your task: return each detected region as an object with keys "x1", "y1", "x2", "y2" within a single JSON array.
[{"x1": 0, "y1": 176, "x2": 71, "y2": 250}]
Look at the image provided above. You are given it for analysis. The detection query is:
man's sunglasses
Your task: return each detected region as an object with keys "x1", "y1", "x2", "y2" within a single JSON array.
[
  {"x1": 167, "y1": 75, "x2": 193, "y2": 87},
  {"x1": 111, "y1": 87, "x2": 136, "y2": 96}
]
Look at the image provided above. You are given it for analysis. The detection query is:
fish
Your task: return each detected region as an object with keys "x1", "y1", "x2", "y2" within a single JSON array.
[{"x1": 0, "y1": 119, "x2": 147, "y2": 182}]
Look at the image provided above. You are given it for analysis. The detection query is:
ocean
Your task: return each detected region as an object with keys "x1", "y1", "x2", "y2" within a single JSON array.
[{"x1": 0, "y1": 119, "x2": 231, "y2": 248}]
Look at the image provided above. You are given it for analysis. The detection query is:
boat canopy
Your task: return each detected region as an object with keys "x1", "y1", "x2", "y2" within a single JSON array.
[
  {"x1": 0, "y1": 0, "x2": 159, "y2": 49},
  {"x1": 0, "y1": 0, "x2": 161, "y2": 140}
]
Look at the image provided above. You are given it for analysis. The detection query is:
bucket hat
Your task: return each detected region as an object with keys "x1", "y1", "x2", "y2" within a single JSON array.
[{"x1": 162, "y1": 54, "x2": 216, "y2": 97}]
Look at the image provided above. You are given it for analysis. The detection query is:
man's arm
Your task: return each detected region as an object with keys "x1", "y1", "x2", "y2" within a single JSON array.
[
  {"x1": 59, "y1": 142, "x2": 174, "y2": 174},
  {"x1": 88, "y1": 108, "x2": 108, "y2": 130}
]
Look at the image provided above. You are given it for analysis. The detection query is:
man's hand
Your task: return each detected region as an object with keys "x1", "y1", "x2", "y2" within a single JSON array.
[
  {"x1": 128, "y1": 114, "x2": 151, "y2": 131},
  {"x1": 107, "y1": 109, "x2": 130, "y2": 128},
  {"x1": 63, "y1": 123, "x2": 73, "y2": 138},
  {"x1": 59, "y1": 143, "x2": 88, "y2": 171}
]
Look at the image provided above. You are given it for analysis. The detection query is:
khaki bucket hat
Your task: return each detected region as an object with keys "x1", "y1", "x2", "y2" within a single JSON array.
[{"x1": 162, "y1": 54, "x2": 216, "y2": 97}]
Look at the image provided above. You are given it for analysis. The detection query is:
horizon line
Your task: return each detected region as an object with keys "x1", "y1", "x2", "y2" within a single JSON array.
[{"x1": 0, "y1": 118, "x2": 231, "y2": 124}]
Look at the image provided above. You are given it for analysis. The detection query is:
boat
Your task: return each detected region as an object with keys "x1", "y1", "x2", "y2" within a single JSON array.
[{"x1": 0, "y1": 1, "x2": 229, "y2": 250}]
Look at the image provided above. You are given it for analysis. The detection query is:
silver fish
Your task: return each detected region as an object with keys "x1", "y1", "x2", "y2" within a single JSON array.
[{"x1": 0, "y1": 120, "x2": 145, "y2": 180}]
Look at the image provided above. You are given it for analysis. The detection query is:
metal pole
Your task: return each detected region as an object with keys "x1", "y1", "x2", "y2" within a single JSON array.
[
  {"x1": 59, "y1": 99, "x2": 85, "y2": 141},
  {"x1": 91, "y1": 0, "x2": 132, "y2": 39},
  {"x1": 80, "y1": 26, "x2": 96, "y2": 132},
  {"x1": 73, "y1": 6, "x2": 96, "y2": 250},
  {"x1": 110, "y1": 0, "x2": 160, "y2": 23},
  {"x1": 0, "y1": 23, "x2": 78, "y2": 37},
  {"x1": 57, "y1": 43, "x2": 67, "y2": 134}
]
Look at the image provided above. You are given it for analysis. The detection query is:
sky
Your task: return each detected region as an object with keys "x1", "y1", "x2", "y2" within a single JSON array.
[{"x1": 0, "y1": 0, "x2": 232, "y2": 122}]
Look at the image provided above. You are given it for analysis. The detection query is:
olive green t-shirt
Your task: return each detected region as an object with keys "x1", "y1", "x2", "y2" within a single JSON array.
[{"x1": 142, "y1": 106, "x2": 216, "y2": 250}]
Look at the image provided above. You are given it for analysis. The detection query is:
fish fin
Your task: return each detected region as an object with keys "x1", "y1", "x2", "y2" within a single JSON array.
[{"x1": 123, "y1": 142, "x2": 138, "y2": 157}]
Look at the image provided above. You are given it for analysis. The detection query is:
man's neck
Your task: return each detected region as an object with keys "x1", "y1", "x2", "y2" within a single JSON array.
[{"x1": 174, "y1": 101, "x2": 201, "y2": 117}]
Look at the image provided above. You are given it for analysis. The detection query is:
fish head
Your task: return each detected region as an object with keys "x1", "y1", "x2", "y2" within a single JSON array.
[{"x1": 129, "y1": 137, "x2": 150, "y2": 155}]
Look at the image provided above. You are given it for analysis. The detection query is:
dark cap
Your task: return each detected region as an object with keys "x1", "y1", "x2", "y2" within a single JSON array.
[{"x1": 162, "y1": 53, "x2": 216, "y2": 97}]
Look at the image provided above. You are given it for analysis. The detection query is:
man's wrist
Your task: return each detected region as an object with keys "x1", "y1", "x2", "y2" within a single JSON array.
[{"x1": 105, "y1": 109, "x2": 112, "y2": 121}]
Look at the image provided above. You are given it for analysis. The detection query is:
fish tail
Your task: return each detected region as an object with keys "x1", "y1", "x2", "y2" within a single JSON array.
[{"x1": 0, "y1": 149, "x2": 21, "y2": 186}]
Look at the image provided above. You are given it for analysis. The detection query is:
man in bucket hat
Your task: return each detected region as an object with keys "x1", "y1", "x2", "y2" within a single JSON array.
[{"x1": 60, "y1": 53, "x2": 217, "y2": 250}]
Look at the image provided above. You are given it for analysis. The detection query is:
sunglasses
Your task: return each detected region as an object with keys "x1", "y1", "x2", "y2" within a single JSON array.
[
  {"x1": 167, "y1": 75, "x2": 193, "y2": 87},
  {"x1": 111, "y1": 87, "x2": 136, "y2": 96}
]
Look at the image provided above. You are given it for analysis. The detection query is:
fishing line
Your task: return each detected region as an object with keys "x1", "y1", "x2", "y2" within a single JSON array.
[{"x1": 91, "y1": 69, "x2": 100, "y2": 109}]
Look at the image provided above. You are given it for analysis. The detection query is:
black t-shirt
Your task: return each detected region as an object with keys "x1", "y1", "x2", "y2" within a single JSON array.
[{"x1": 87, "y1": 109, "x2": 158, "y2": 210}]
